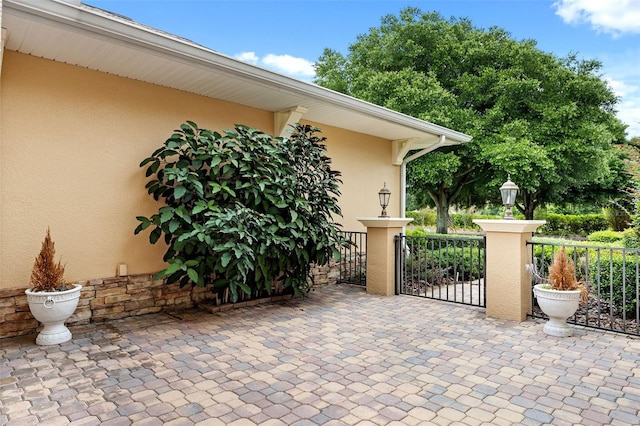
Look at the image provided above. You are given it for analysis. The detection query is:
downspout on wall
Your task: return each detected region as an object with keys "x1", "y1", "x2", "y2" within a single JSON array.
[{"x1": 400, "y1": 135, "x2": 446, "y2": 218}]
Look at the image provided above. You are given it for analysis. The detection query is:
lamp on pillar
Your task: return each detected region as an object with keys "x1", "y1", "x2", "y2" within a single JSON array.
[
  {"x1": 378, "y1": 183, "x2": 391, "y2": 218},
  {"x1": 500, "y1": 176, "x2": 519, "y2": 220}
]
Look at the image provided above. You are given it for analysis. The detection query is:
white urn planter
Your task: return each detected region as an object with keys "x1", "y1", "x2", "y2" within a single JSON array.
[
  {"x1": 25, "y1": 284, "x2": 82, "y2": 345},
  {"x1": 533, "y1": 283, "x2": 581, "y2": 337}
]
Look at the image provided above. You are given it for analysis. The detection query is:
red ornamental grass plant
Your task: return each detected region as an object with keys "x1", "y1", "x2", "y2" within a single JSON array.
[
  {"x1": 547, "y1": 246, "x2": 588, "y2": 304},
  {"x1": 30, "y1": 228, "x2": 66, "y2": 292}
]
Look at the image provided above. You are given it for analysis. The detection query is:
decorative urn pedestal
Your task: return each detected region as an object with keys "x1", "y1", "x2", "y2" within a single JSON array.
[
  {"x1": 25, "y1": 284, "x2": 82, "y2": 345},
  {"x1": 533, "y1": 283, "x2": 581, "y2": 337}
]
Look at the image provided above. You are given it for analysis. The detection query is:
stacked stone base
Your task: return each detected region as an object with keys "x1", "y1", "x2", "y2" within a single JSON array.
[{"x1": 1, "y1": 260, "x2": 341, "y2": 340}]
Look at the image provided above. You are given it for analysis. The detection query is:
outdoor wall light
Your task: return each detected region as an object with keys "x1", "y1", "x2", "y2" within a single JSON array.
[
  {"x1": 378, "y1": 182, "x2": 391, "y2": 218},
  {"x1": 500, "y1": 175, "x2": 519, "y2": 220}
]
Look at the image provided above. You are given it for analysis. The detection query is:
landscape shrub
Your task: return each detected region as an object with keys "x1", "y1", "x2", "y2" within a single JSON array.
[
  {"x1": 135, "y1": 122, "x2": 345, "y2": 301},
  {"x1": 404, "y1": 234, "x2": 485, "y2": 281},
  {"x1": 531, "y1": 243, "x2": 587, "y2": 281},
  {"x1": 603, "y1": 207, "x2": 631, "y2": 231},
  {"x1": 405, "y1": 209, "x2": 437, "y2": 227},
  {"x1": 587, "y1": 230, "x2": 624, "y2": 244},
  {"x1": 540, "y1": 213, "x2": 607, "y2": 236},
  {"x1": 407, "y1": 210, "x2": 611, "y2": 236},
  {"x1": 406, "y1": 210, "x2": 501, "y2": 231},
  {"x1": 405, "y1": 228, "x2": 429, "y2": 237},
  {"x1": 449, "y1": 213, "x2": 477, "y2": 230},
  {"x1": 622, "y1": 228, "x2": 640, "y2": 249}
]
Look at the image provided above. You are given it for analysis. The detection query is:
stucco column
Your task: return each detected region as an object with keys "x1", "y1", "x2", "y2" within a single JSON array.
[
  {"x1": 357, "y1": 217, "x2": 413, "y2": 296},
  {"x1": 473, "y1": 220, "x2": 546, "y2": 321}
]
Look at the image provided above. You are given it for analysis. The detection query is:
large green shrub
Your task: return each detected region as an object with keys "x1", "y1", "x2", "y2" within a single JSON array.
[{"x1": 135, "y1": 122, "x2": 345, "y2": 301}]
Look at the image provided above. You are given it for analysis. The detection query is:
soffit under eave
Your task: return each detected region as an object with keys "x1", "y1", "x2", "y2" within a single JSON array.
[{"x1": 2, "y1": 1, "x2": 473, "y2": 148}]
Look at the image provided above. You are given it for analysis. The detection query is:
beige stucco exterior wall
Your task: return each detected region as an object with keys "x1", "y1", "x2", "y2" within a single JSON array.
[
  {"x1": 0, "y1": 51, "x2": 400, "y2": 289},
  {"x1": 304, "y1": 124, "x2": 400, "y2": 232}
]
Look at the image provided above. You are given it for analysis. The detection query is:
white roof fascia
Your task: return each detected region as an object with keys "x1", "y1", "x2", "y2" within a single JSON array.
[{"x1": 4, "y1": 0, "x2": 473, "y2": 147}]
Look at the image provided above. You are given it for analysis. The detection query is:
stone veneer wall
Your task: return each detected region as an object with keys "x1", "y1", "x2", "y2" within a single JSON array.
[{"x1": 0, "y1": 261, "x2": 341, "y2": 340}]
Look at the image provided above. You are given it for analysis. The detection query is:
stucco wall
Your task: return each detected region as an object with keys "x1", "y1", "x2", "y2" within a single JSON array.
[
  {"x1": 0, "y1": 51, "x2": 400, "y2": 289},
  {"x1": 307, "y1": 124, "x2": 399, "y2": 231}
]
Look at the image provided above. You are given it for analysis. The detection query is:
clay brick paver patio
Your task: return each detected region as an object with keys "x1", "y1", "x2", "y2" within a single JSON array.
[{"x1": 1, "y1": 284, "x2": 639, "y2": 425}]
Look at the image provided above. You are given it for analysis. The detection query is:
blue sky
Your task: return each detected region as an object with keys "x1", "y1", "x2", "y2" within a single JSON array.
[{"x1": 87, "y1": 0, "x2": 640, "y2": 137}]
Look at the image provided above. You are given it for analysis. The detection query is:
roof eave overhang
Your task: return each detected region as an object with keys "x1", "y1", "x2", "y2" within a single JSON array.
[{"x1": 2, "y1": 0, "x2": 473, "y2": 157}]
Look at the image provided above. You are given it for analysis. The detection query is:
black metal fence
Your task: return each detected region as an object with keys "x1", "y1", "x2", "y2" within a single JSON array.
[
  {"x1": 396, "y1": 234, "x2": 486, "y2": 307},
  {"x1": 338, "y1": 231, "x2": 367, "y2": 286},
  {"x1": 528, "y1": 240, "x2": 640, "y2": 336}
]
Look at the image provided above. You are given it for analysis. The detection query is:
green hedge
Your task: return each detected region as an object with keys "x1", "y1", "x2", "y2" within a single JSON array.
[
  {"x1": 531, "y1": 243, "x2": 589, "y2": 282},
  {"x1": 406, "y1": 229, "x2": 484, "y2": 239},
  {"x1": 587, "y1": 230, "x2": 624, "y2": 244},
  {"x1": 405, "y1": 228, "x2": 429, "y2": 237},
  {"x1": 587, "y1": 251, "x2": 640, "y2": 318},
  {"x1": 622, "y1": 229, "x2": 640, "y2": 249},
  {"x1": 405, "y1": 210, "x2": 437, "y2": 227},
  {"x1": 405, "y1": 210, "x2": 500, "y2": 230},
  {"x1": 531, "y1": 240, "x2": 639, "y2": 318},
  {"x1": 449, "y1": 213, "x2": 499, "y2": 231},
  {"x1": 540, "y1": 213, "x2": 608, "y2": 236},
  {"x1": 407, "y1": 211, "x2": 611, "y2": 236},
  {"x1": 404, "y1": 235, "x2": 485, "y2": 281}
]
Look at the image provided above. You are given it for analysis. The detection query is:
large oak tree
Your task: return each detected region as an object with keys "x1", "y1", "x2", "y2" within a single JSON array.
[{"x1": 315, "y1": 8, "x2": 627, "y2": 231}]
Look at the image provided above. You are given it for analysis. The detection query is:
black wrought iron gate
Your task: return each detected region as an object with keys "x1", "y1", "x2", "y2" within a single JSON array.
[
  {"x1": 395, "y1": 234, "x2": 486, "y2": 308},
  {"x1": 338, "y1": 231, "x2": 367, "y2": 286}
]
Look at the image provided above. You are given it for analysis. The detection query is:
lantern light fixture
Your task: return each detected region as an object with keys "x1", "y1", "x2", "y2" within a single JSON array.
[
  {"x1": 378, "y1": 183, "x2": 391, "y2": 218},
  {"x1": 499, "y1": 175, "x2": 519, "y2": 220}
]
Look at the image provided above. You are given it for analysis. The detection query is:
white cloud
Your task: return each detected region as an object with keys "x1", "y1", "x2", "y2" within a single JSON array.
[
  {"x1": 603, "y1": 51, "x2": 640, "y2": 137},
  {"x1": 553, "y1": 0, "x2": 640, "y2": 36},
  {"x1": 617, "y1": 101, "x2": 640, "y2": 138},
  {"x1": 607, "y1": 77, "x2": 640, "y2": 137},
  {"x1": 233, "y1": 51, "x2": 259, "y2": 65},
  {"x1": 262, "y1": 54, "x2": 316, "y2": 77},
  {"x1": 233, "y1": 51, "x2": 316, "y2": 81},
  {"x1": 606, "y1": 77, "x2": 636, "y2": 98}
]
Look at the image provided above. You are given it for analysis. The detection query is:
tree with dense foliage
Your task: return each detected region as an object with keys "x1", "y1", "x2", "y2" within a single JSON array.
[
  {"x1": 314, "y1": 8, "x2": 627, "y2": 231},
  {"x1": 615, "y1": 136, "x2": 640, "y2": 240},
  {"x1": 135, "y1": 122, "x2": 345, "y2": 301}
]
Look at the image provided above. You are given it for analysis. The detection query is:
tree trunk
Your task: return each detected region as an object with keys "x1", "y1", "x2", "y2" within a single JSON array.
[
  {"x1": 524, "y1": 204, "x2": 535, "y2": 221},
  {"x1": 435, "y1": 191, "x2": 450, "y2": 234},
  {"x1": 518, "y1": 190, "x2": 537, "y2": 220}
]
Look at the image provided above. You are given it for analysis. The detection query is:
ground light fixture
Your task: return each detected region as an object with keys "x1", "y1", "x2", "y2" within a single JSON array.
[
  {"x1": 500, "y1": 176, "x2": 519, "y2": 220},
  {"x1": 378, "y1": 183, "x2": 391, "y2": 218}
]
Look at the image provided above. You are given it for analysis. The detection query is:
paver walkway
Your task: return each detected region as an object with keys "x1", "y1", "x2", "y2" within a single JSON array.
[{"x1": 1, "y1": 284, "x2": 639, "y2": 425}]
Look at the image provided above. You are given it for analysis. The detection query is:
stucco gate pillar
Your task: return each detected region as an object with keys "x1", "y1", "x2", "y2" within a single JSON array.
[
  {"x1": 357, "y1": 217, "x2": 413, "y2": 296},
  {"x1": 473, "y1": 220, "x2": 546, "y2": 321}
]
